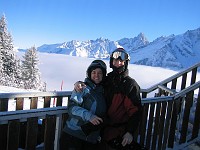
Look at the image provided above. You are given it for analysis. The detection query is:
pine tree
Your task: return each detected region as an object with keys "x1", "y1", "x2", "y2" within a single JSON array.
[
  {"x1": 21, "y1": 46, "x2": 44, "y2": 91},
  {"x1": 0, "y1": 14, "x2": 18, "y2": 86},
  {"x1": 0, "y1": 34, "x2": 3, "y2": 82}
]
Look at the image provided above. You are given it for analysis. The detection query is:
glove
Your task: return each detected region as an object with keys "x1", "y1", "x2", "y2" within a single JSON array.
[{"x1": 81, "y1": 122, "x2": 104, "y2": 136}]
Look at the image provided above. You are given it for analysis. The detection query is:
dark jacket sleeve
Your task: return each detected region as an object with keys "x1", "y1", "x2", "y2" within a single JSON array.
[{"x1": 123, "y1": 77, "x2": 142, "y2": 134}]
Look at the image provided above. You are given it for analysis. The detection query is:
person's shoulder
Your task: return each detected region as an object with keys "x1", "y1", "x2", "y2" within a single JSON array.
[
  {"x1": 124, "y1": 76, "x2": 135, "y2": 83},
  {"x1": 105, "y1": 72, "x2": 114, "y2": 81},
  {"x1": 124, "y1": 76, "x2": 140, "y2": 87}
]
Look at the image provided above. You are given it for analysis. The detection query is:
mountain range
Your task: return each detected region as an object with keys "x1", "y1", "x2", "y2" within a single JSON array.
[{"x1": 20, "y1": 27, "x2": 200, "y2": 70}]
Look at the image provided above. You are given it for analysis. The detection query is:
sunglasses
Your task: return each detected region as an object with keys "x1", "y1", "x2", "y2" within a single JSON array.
[{"x1": 111, "y1": 51, "x2": 129, "y2": 61}]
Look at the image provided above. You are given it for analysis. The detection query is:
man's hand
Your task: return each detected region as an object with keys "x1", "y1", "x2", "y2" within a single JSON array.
[
  {"x1": 74, "y1": 81, "x2": 86, "y2": 92},
  {"x1": 121, "y1": 132, "x2": 133, "y2": 146}
]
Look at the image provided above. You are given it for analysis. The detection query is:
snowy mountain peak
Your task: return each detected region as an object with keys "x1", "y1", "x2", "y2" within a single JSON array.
[
  {"x1": 20, "y1": 27, "x2": 200, "y2": 70},
  {"x1": 130, "y1": 27, "x2": 200, "y2": 70},
  {"x1": 137, "y1": 32, "x2": 148, "y2": 42},
  {"x1": 117, "y1": 33, "x2": 149, "y2": 52}
]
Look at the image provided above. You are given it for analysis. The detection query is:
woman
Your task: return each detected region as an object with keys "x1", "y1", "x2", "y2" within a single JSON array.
[{"x1": 60, "y1": 60, "x2": 107, "y2": 150}]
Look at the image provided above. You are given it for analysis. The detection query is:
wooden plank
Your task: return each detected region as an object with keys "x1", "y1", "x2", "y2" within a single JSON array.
[
  {"x1": 0, "y1": 124, "x2": 8, "y2": 149},
  {"x1": 142, "y1": 92, "x2": 147, "y2": 98},
  {"x1": 44, "y1": 115, "x2": 56, "y2": 150},
  {"x1": 56, "y1": 96, "x2": 63, "y2": 106},
  {"x1": 145, "y1": 102, "x2": 155, "y2": 149},
  {"x1": 181, "y1": 73, "x2": 187, "y2": 90},
  {"x1": 175, "y1": 81, "x2": 200, "y2": 99},
  {"x1": 42, "y1": 96, "x2": 52, "y2": 138},
  {"x1": 0, "y1": 96, "x2": 10, "y2": 149},
  {"x1": 151, "y1": 102, "x2": 161, "y2": 150},
  {"x1": 25, "y1": 117, "x2": 38, "y2": 149},
  {"x1": 7, "y1": 120, "x2": 20, "y2": 150},
  {"x1": 62, "y1": 113, "x2": 68, "y2": 129},
  {"x1": 16, "y1": 98, "x2": 24, "y2": 110},
  {"x1": 19, "y1": 122, "x2": 27, "y2": 149},
  {"x1": 44, "y1": 96, "x2": 51, "y2": 108},
  {"x1": 0, "y1": 91, "x2": 72, "y2": 99},
  {"x1": 0, "y1": 98, "x2": 9, "y2": 111},
  {"x1": 0, "y1": 107, "x2": 67, "y2": 123},
  {"x1": 191, "y1": 67, "x2": 197, "y2": 85},
  {"x1": 171, "y1": 78, "x2": 177, "y2": 90},
  {"x1": 162, "y1": 100, "x2": 173, "y2": 150},
  {"x1": 54, "y1": 115, "x2": 62, "y2": 150},
  {"x1": 157, "y1": 101, "x2": 167, "y2": 150},
  {"x1": 30, "y1": 97, "x2": 38, "y2": 109},
  {"x1": 158, "y1": 85, "x2": 176, "y2": 95},
  {"x1": 191, "y1": 88, "x2": 200, "y2": 139},
  {"x1": 168, "y1": 99, "x2": 179, "y2": 148},
  {"x1": 179, "y1": 91, "x2": 194, "y2": 143},
  {"x1": 139, "y1": 103, "x2": 149, "y2": 146}
]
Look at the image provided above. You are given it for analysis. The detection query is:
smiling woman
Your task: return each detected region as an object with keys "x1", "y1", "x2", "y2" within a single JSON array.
[{"x1": 59, "y1": 59, "x2": 107, "y2": 150}]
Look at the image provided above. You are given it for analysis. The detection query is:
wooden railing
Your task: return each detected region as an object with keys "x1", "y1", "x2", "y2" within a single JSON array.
[
  {"x1": 0, "y1": 91, "x2": 71, "y2": 150},
  {"x1": 141, "y1": 62, "x2": 200, "y2": 98},
  {"x1": 0, "y1": 62, "x2": 200, "y2": 150}
]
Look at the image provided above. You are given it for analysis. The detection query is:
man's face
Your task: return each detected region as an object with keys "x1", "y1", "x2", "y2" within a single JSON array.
[{"x1": 112, "y1": 59, "x2": 125, "y2": 68}]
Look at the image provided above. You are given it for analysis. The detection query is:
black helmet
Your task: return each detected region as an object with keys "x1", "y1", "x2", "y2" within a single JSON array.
[
  {"x1": 87, "y1": 59, "x2": 107, "y2": 81},
  {"x1": 110, "y1": 48, "x2": 130, "y2": 73}
]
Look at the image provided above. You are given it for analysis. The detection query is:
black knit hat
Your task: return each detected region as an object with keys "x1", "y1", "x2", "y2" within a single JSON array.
[{"x1": 87, "y1": 60, "x2": 107, "y2": 81}]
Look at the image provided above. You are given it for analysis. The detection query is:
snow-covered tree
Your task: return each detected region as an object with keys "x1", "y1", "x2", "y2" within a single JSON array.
[
  {"x1": 21, "y1": 46, "x2": 44, "y2": 91},
  {"x1": 0, "y1": 14, "x2": 18, "y2": 86},
  {"x1": 0, "y1": 35, "x2": 3, "y2": 81},
  {"x1": 0, "y1": 15, "x2": 15, "y2": 74}
]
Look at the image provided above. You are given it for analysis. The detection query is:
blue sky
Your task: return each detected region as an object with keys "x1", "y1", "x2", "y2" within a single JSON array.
[{"x1": 0, "y1": 0, "x2": 200, "y2": 48}]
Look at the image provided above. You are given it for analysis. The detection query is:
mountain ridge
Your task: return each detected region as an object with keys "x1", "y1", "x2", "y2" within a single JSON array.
[{"x1": 19, "y1": 27, "x2": 200, "y2": 70}]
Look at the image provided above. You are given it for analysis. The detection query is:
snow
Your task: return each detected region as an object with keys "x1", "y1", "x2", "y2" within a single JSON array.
[
  {"x1": 0, "y1": 51, "x2": 199, "y2": 92},
  {"x1": 20, "y1": 51, "x2": 179, "y2": 91}
]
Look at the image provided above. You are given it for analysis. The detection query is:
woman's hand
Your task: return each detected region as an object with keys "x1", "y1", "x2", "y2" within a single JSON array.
[
  {"x1": 122, "y1": 132, "x2": 133, "y2": 146},
  {"x1": 74, "y1": 81, "x2": 86, "y2": 92}
]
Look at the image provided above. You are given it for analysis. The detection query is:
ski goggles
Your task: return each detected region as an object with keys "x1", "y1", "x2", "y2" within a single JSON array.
[{"x1": 111, "y1": 51, "x2": 130, "y2": 60}]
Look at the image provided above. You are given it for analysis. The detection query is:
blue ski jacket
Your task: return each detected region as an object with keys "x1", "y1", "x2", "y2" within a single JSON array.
[{"x1": 63, "y1": 78, "x2": 106, "y2": 143}]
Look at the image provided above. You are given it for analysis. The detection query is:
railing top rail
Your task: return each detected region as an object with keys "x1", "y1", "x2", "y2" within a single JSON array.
[
  {"x1": 142, "y1": 96, "x2": 174, "y2": 103},
  {"x1": 0, "y1": 106, "x2": 67, "y2": 123},
  {"x1": 143, "y1": 62, "x2": 200, "y2": 93},
  {"x1": 1, "y1": 81, "x2": 199, "y2": 101},
  {"x1": 141, "y1": 80, "x2": 200, "y2": 103},
  {"x1": 0, "y1": 91, "x2": 72, "y2": 99},
  {"x1": 174, "y1": 80, "x2": 200, "y2": 99}
]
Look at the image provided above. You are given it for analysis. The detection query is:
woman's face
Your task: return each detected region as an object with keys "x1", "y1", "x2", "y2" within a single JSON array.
[
  {"x1": 91, "y1": 68, "x2": 103, "y2": 84},
  {"x1": 112, "y1": 59, "x2": 125, "y2": 68}
]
